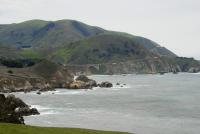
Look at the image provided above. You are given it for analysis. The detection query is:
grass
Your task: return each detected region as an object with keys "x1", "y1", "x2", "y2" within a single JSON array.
[
  {"x1": 19, "y1": 48, "x2": 42, "y2": 59},
  {"x1": 53, "y1": 48, "x2": 73, "y2": 62},
  {"x1": 0, "y1": 123, "x2": 130, "y2": 134}
]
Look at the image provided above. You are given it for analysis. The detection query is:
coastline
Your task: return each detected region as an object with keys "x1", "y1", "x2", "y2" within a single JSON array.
[{"x1": 1, "y1": 73, "x2": 200, "y2": 134}]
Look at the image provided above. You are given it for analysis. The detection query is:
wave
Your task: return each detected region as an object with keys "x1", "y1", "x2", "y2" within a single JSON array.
[
  {"x1": 112, "y1": 84, "x2": 131, "y2": 89},
  {"x1": 193, "y1": 72, "x2": 200, "y2": 75},
  {"x1": 31, "y1": 105, "x2": 62, "y2": 115},
  {"x1": 54, "y1": 89, "x2": 87, "y2": 95},
  {"x1": 41, "y1": 110, "x2": 60, "y2": 115},
  {"x1": 31, "y1": 105, "x2": 51, "y2": 110}
]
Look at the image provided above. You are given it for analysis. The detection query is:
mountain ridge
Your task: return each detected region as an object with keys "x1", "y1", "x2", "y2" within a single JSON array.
[
  {"x1": 0, "y1": 19, "x2": 175, "y2": 57},
  {"x1": 0, "y1": 19, "x2": 199, "y2": 74}
]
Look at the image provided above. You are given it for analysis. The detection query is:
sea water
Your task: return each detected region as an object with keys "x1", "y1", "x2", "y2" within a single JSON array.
[{"x1": 13, "y1": 73, "x2": 200, "y2": 134}]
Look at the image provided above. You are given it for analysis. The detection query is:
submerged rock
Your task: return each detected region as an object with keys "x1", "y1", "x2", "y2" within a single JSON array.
[
  {"x1": 116, "y1": 83, "x2": 120, "y2": 85},
  {"x1": 36, "y1": 91, "x2": 41, "y2": 95}
]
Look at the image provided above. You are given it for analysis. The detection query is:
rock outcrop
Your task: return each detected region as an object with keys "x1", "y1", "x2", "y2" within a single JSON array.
[
  {"x1": 68, "y1": 75, "x2": 97, "y2": 89},
  {"x1": 188, "y1": 67, "x2": 199, "y2": 73},
  {"x1": 68, "y1": 80, "x2": 88, "y2": 89},
  {"x1": 0, "y1": 75, "x2": 53, "y2": 93},
  {"x1": 99, "y1": 81, "x2": 113, "y2": 88},
  {"x1": 0, "y1": 60, "x2": 74, "y2": 93},
  {"x1": 76, "y1": 75, "x2": 97, "y2": 87},
  {"x1": 0, "y1": 94, "x2": 39, "y2": 124}
]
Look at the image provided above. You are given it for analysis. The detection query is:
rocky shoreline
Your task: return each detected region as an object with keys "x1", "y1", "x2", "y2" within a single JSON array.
[
  {"x1": 0, "y1": 94, "x2": 39, "y2": 124},
  {"x1": 0, "y1": 74, "x2": 113, "y2": 93},
  {"x1": 0, "y1": 75, "x2": 113, "y2": 124}
]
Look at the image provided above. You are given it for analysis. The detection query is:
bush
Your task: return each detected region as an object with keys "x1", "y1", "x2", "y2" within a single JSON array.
[
  {"x1": 0, "y1": 58, "x2": 40, "y2": 68},
  {"x1": 7, "y1": 70, "x2": 13, "y2": 74}
]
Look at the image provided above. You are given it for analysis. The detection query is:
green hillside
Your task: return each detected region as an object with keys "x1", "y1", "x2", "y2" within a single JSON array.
[
  {"x1": 0, "y1": 19, "x2": 199, "y2": 73},
  {"x1": 0, "y1": 19, "x2": 175, "y2": 58},
  {"x1": 0, "y1": 20, "x2": 105, "y2": 48},
  {"x1": 0, "y1": 123, "x2": 130, "y2": 134},
  {"x1": 132, "y1": 36, "x2": 177, "y2": 57},
  {"x1": 50, "y1": 34, "x2": 157, "y2": 64}
]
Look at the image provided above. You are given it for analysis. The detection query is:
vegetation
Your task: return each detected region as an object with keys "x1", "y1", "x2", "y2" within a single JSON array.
[
  {"x1": 7, "y1": 70, "x2": 13, "y2": 74},
  {"x1": 0, "y1": 19, "x2": 175, "y2": 59},
  {"x1": 0, "y1": 19, "x2": 105, "y2": 48},
  {"x1": 0, "y1": 123, "x2": 130, "y2": 134},
  {"x1": 174, "y1": 57, "x2": 200, "y2": 72},
  {"x1": 0, "y1": 58, "x2": 40, "y2": 68},
  {"x1": 51, "y1": 34, "x2": 156, "y2": 64},
  {"x1": 0, "y1": 19, "x2": 199, "y2": 72},
  {"x1": 19, "y1": 48, "x2": 42, "y2": 59}
]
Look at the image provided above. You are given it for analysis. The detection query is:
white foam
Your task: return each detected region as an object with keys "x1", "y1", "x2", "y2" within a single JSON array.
[
  {"x1": 41, "y1": 110, "x2": 59, "y2": 115},
  {"x1": 134, "y1": 84, "x2": 151, "y2": 87},
  {"x1": 112, "y1": 85, "x2": 131, "y2": 89},
  {"x1": 31, "y1": 105, "x2": 51, "y2": 110},
  {"x1": 54, "y1": 90, "x2": 85, "y2": 95}
]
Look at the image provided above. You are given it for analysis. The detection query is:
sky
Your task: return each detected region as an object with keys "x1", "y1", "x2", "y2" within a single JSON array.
[{"x1": 0, "y1": 0, "x2": 200, "y2": 59}]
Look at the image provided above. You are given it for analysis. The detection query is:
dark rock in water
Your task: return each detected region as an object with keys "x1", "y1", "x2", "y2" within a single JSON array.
[
  {"x1": 30, "y1": 108, "x2": 40, "y2": 115},
  {"x1": 14, "y1": 107, "x2": 40, "y2": 116},
  {"x1": 99, "y1": 81, "x2": 113, "y2": 88},
  {"x1": 36, "y1": 91, "x2": 41, "y2": 95},
  {"x1": 86, "y1": 79, "x2": 97, "y2": 88},
  {"x1": 0, "y1": 94, "x2": 40, "y2": 124},
  {"x1": 116, "y1": 83, "x2": 120, "y2": 85},
  {"x1": 159, "y1": 72, "x2": 166, "y2": 75}
]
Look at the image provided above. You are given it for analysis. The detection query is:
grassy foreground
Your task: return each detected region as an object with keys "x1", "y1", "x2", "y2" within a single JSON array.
[{"x1": 0, "y1": 123, "x2": 130, "y2": 134}]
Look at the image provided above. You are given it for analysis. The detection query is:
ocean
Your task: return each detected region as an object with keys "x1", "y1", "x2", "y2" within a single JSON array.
[{"x1": 13, "y1": 73, "x2": 200, "y2": 134}]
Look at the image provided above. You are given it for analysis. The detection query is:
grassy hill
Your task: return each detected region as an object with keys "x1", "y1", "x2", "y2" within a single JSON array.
[
  {"x1": 0, "y1": 19, "x2": 176, "y2": 58},
  {"x1": 50, "y1": 34, "x2": 158, "y2": 64},
  {"x1": 0, "y1": 123, "x2": 130, "y2": 134},
  {"x1": 0, "y1": 20, "x2": 105, "y2": 48},
  {"x1": 0, "y1": 19, "x2": 199, "y2": 73}
]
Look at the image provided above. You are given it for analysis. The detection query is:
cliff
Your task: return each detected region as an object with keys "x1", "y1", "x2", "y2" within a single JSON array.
[{"x1": 0, "y1": 60, "x2": 74, "y2": 93}]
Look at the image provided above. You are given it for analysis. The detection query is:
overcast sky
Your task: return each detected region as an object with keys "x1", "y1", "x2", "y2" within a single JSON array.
[{"x1": 0, "y1": 0, "x2": 199, "y2": 59}]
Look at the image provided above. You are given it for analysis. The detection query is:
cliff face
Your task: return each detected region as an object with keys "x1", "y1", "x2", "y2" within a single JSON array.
[
  {"x1": 66, "y1": 59, "x2": 181, "y2": 75},
  {"x1": 0, "y1": 60, "x2": 74, "y2": 93},
  {"x1": 67, "y1": 58, "x2": 200, "y2": 75},
  {"x1": 0, "y1": 75, "x2": 49, "y2": 93}
]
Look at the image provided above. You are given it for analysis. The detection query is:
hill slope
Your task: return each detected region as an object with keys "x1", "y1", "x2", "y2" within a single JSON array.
[
  {"x1": 50, "y1": 34, "x2": 159, "y2": 64},
  {"x1": 0, "y1": 20, "x2": 105, "y2": 48},
  {"x1": 0, "y1": 19, "x2": 175, "y2": 57},
  {"x1": 0, "y1": 19, "x2": 199, "y2": 74}
]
